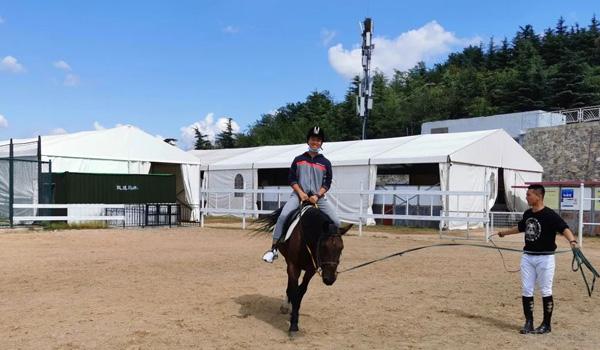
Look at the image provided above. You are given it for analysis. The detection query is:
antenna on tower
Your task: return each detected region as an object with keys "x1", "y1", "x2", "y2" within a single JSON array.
[{"x1": 357, "y1": 17, "x2": 374, "y2": 140}]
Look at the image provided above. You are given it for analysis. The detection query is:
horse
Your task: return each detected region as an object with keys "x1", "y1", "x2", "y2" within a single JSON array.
[{"x1": 257, "y1": 201, "x2": 352, "y2": 333}]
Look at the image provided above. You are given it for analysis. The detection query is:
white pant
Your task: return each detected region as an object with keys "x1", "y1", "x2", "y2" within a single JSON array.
[{"x1": 520, "y1": 254, "x2": 555, "y2": 297}]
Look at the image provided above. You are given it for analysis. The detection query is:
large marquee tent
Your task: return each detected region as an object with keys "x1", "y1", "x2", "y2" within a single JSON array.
[
  {"x1": 1, "y1": 125, "x2": 202, "y2": 220},
  {"x1": 190, "y1": 129, "x2": 543, "y2": 228}
]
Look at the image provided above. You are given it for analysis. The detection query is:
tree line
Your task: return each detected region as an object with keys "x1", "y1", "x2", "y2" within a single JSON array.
[{"x1": 196, "y1": 16, "x2": 600, "y2": 149}]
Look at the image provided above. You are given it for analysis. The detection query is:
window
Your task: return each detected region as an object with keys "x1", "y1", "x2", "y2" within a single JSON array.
[
  {"x1": 431, "y1": 127, "x2": 448, "y2": 134},
  {"x1": 234, "y1": 174, "x2": 244, "y2": 197}
]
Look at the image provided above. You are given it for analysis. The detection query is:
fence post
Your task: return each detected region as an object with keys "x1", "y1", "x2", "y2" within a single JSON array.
[
  {"x1": 200, "y1": 180, "x2": 205, "y2": 228},
  {"x1": 242, "y1": 184, "x2": 246, "y2": 230},
  {"x1": 488, "y1": 212, "x2": 494, "y2": 243},
  {"x1": 358, "y1": 182, "x2": 363, "y2": 236},
  {"x1": 578, "y1": 182, "x2": 584, "y2": 248},
  {"x1": 168, "y1": 204, "x2": 172, "y2": 228},
  {"x1": 9, "y1": 139, "x2": 13, "y2": 228}
]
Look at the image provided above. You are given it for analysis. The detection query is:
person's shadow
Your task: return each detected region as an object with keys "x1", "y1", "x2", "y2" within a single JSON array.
[
  {"x1": 445, "y1": 309, "x2": 516, "y2": 331},
  {"x1": 234, "y1": 294, "x2": 291, "y2": 332}
]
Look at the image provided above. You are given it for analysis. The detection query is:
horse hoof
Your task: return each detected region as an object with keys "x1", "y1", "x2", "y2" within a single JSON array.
[{"x1": 289, "y1": 324, "x2": 299, "y2": 333}]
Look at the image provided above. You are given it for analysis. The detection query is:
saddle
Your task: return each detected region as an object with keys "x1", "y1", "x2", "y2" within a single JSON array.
[{"x1": 278, "y1": 204, "x2": 313, "y2": 243}]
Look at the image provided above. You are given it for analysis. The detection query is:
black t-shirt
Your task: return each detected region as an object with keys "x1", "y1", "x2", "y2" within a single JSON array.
[{"x1": 518, "y1": 207, "x2": 569, "y2": 254}]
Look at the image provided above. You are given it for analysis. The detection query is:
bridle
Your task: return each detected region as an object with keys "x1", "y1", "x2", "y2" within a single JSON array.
[
  {"x1": 306, "y1": 232, "x2": 342, "y2": 276},
  {"x1": 298, "y1": 198, "x2": 342, "y2": 276}
]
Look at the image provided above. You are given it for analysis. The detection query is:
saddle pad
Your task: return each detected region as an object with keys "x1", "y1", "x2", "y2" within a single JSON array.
[{"x1": 282, "y1": 205, "x2": 312, "y2": 242}]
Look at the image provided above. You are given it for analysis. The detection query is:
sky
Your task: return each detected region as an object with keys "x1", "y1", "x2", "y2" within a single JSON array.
[{"x1": 0, "y1": 0, "x2": 598, "y2": 149}]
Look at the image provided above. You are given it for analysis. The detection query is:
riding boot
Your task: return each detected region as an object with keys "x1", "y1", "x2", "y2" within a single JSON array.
[
  {"x1": 533, "y1": 296, "x2": 553, "y2": 334},
  {"x1": 520, "y1": 296, "x2": 534, "y2": 334}
]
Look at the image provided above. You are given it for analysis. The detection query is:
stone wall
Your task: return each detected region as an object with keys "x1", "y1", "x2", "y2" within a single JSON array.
[{"x1": 523, "y1": 121, "x2": 600, "y2": 181}]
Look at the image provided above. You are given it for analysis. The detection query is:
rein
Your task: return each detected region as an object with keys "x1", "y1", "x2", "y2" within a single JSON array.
[
  {"x1": 300, "y1": 200, "x2": 341, "y2": 276},
  {"x1": 305, "y1": 233, "x2": 342, "y2": 276},
  {"x1": 572, "y1": 247, "x2": 600, "y2": 297}
]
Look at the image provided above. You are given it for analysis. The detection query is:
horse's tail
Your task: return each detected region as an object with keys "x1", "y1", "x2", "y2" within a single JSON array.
[{"x1": 254, "y1": 207, "x2": 283, "y2": 233}]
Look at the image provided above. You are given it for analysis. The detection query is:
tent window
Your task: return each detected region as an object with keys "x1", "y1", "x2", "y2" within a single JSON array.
[
  {"x1": 234, "y1": 174, "x2": 244, "y2": 197},
  {"x1": 431, "y1": 127, "x2": 448, "y2": 134},
  {"x1": 489, "y1": 172, "x2": 496, "y2": 199}
]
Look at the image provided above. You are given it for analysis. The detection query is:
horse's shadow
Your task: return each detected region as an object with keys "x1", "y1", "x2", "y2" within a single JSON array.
[{"x1": 234, "y1": 294, "x2": 291, "y2": 332}]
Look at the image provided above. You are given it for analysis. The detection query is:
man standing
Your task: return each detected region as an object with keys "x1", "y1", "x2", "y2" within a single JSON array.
[{"x1": 498, "y1": 184, "x2": 578, "y2": 334}]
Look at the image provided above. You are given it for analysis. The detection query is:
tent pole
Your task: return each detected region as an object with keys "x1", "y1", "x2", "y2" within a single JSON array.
[{"x1": 9, "y1": 139, "x2": 14, "y2": 228}]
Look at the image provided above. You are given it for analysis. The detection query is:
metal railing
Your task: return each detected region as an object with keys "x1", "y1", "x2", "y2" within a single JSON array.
[
  {"x1": 12, "y1": 203, "x2": 181, "y2": 228},
  {"x1": 199, "y1": 186, "x2": 491, "y2": 237},
  {"x1": 488, "y1": 211, "x2": 524, "y2": 242},
  {"x1": 561, "y1": 105, "x2": 600, "y2": 124},
  {"x1": 578, "y1": 183, "x2": 599, "y2": 248},
  {"x1": 13, "y1": 204, "x2": 126, "y2": 225}
]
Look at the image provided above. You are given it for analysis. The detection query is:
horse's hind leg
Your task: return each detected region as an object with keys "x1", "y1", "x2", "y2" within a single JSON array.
[{"x1": 286, "y1": 264, "x2": 301, "y2": 333}]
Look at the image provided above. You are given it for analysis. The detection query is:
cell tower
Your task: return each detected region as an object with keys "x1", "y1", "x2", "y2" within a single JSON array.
[{"x1": 357, "y1": 17, "x2": 374, "y2": 140}]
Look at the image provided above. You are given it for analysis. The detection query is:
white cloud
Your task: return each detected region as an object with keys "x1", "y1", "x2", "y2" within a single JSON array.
[
  {"x1": 223, "y1": 25, "x2": 239, "y2": 34},
  {"x1": 328, "y1": 21, "x2": 480, "y2": 79},
  {"x1": 49, "y1": 127, "x2": 68, "y2": 135},
  {"x1": 53, "y1": 60, "x2": 72, "y2": 71},
  {"x1": 0, "y1": 56, "x2": 26, "y2": 74},
  {"x1": 179, "y1": 113, "x2": 240, "y2": 150},
  {"x1": 64, "y1": 73, "x2": 80, "y2": 86},
  {"x1": 0, "y1": 114, "x2": 8, "y2": 128},
  {"x1": 93, "y1": 121, "x2": 105, "y2": 130},
  {"x1": 320, "y1": 28, "x2": 337, "y2": 46}
]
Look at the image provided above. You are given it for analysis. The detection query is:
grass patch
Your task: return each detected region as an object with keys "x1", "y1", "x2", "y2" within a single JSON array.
[
  {"x1": 358, "y1": 224, "x2": 438, "y2": 235},
  {"x1": 42, "y1": 221, "x2": 108, "y2": 230}
]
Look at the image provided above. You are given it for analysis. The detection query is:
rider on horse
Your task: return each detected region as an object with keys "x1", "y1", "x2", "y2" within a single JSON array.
[{"x1": 262, "y1": 126, "x2": 341, "y2": 263}]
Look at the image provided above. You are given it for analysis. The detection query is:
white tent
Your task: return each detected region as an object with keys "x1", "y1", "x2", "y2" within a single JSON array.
[
  {"x1": 1, "y1": 125, "x2": 202, "y2": 220},
  {"x1": 190, "y1": 129, "x2": 542, "y2": 227}
]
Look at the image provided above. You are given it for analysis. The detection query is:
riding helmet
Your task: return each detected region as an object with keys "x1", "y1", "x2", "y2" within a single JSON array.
[{"x1": 306, "y1": 126, "x2": 325, "y2": 143}]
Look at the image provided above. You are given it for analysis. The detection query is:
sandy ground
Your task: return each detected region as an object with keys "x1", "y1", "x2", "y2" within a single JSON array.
[{"x1": 1, "y1": 224, "x2": 599, "y2": 350}]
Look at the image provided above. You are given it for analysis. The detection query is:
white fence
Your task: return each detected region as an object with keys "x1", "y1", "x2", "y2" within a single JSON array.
[
  {"x1": 578, "y1": 183, "x2": 599, "y2": 248},
  {"x1": 561, "y1": 105, "x2": 600, "y2": 124},
  {"x1": 199, "y1": 186, "x2": 490, "y2": 236},
  {"x1": 12, "y1": 204, "x2": 126, "y2": 225},
  {"x1": 488, "y1": 211, "x2": 524, "y2": 242}
]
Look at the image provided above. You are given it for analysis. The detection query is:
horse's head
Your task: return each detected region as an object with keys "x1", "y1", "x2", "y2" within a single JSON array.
[
  {"x1": 300, "y1": 206, "x2": 352, "y2": 285},
  {"x1": 317, "y1": 224, "x2": 352, "y2": 286}
]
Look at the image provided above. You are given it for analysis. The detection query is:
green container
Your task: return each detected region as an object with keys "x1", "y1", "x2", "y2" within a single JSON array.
[{"x1": 53, "y1": 172, "x2": 176, "y2": 204}]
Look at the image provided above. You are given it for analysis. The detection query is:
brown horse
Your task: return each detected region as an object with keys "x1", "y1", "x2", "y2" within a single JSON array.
[{"x1": 258, "y1": 203, "x2": 352, "y2": 333}]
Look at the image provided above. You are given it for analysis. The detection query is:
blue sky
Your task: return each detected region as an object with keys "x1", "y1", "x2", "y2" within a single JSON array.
[{"x1": 0, "y1": 0, "x2": 597, "y2": 149}]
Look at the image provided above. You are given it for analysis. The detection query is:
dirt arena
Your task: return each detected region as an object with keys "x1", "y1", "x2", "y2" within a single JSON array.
[{"x1": 1, "y1": 223, "x2": 599, "y2": 350}]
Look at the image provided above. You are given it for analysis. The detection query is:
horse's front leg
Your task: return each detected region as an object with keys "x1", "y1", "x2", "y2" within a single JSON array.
[
  {"x1": 288, "y1": 266, "x2": 316, "y2": 333},
  {"x1": 296, "y1": 267, "x2": 316, "y2": 311},
  {"x1": 286, "y1": 263, "x2": 301, "y2": 333}
]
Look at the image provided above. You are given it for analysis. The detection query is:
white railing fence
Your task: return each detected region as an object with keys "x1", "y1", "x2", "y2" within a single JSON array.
[
  {"x1": 488, "y1": 211, "x2": 524, "y2": 243},
  {"x1": 199, "y1": 185, "x2": 491, "y2": 237},
  {"x1": 12, "y1": 204, "x2": 126, "y2": 226},
  {"x1": 561, "y1": 105, "x2": 600, "y2": 124},
  {"x1": 578, "y1": 183, "x2": 599, "y2": 248}
]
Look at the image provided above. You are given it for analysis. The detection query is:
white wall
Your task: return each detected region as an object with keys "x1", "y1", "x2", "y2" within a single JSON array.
[{"x1": 421, "y1": 111, "x2": 566, "y2": 141}]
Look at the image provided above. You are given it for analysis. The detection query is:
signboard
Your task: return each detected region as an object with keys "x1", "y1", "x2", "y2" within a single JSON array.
[
  {"x1": 560, "y1": 187, "x2": 592, "y2": 211},
  {"x1": 544, "y1": 187, "x2": 560, "y2": 209}
]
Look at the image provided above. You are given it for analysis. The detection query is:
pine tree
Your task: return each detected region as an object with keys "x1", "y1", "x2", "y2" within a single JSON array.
[
  {"x1": 215, "y1": 118, "x2": 237, "y2": 148},
  {"x1": 193, "y1": 127, "x2": 212, "y2": 150}
]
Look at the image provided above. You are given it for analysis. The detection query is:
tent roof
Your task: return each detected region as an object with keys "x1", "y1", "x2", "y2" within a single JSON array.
[
  {"x1": 189, "y1": 129, "x2": 542, "y2": 172},
  {"x1": 2, "y1": 125, "x2": 201, "y2": 165}
]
